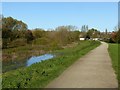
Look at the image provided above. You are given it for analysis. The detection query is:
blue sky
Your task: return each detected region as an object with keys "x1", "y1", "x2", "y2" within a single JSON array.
[{"x1": 2, "y1": 2, "x2": 118, "y2": 31}]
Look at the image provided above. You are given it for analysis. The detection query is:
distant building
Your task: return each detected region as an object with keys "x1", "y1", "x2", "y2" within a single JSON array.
[
  {"x1": 79, "y1": 32, "x2": 99, "y2": 41},
  {"x1": 79, "y1": 33, "x2": 85, "y2": 40},
  {"x1": 80, "y1": 38, "x2": 85, "y2": 40},
  {"x1": 92, "y1": 38, "x2": 99, "y2": 41}
]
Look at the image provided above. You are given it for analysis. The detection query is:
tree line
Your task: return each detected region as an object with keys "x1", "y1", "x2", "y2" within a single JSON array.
[
  {"x1": 80, "y1": 25, "x2": 120, "y2": 43},
  {"x1": 2, "y1": 16, "x2": 80, "y2": 49},
  {"x1": 2, "y1": 16, "x2": 120, "y2": 49}
]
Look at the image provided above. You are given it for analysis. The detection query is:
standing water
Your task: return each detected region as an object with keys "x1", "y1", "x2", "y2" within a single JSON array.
[
  {"x1": 3, "y1": 54, "x2": 55, "y2": 73},
  {"x1": 26, "y1": 54, "x2": 54, "y2": 66}
]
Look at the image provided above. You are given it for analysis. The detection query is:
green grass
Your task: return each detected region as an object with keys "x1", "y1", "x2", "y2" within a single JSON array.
[
  {"x1": 108, "y1": 44, "x2": 118, "y2": 74},
  {"x1": 108, "y1": 43, "x2": 119, "y2": 88},
  {"x1": 2, "y1": 41, "x2": 100, "y2": 88}
]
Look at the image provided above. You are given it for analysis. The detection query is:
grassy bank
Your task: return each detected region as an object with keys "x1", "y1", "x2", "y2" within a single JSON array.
[
  {"x1": 2, "y1": 41, "x2": 100, "y2": 88},
  {"x1": 108, "y1": 43, "x2": 119, "y2": 87},
  {"x1": 2, "y1": 42, "x2": 63, "y2": 72}
]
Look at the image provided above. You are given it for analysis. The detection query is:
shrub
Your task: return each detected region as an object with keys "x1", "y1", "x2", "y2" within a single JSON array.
[
  {"x1": 8, "y1": 38, "x2": 27, "y2": 48},
  {"x1": 32, "y1": 37, "x2": 49, "y2": 45}
]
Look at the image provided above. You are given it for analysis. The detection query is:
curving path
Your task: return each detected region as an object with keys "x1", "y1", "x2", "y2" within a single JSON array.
[{"x1": 46, "y1": 42, "x2": 118, "y2": 88}]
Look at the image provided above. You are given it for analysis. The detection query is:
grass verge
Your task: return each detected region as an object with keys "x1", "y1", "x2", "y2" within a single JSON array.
[
  {"x1": 2, "y1": 41, "x2": 100, "y2": 88},
  {"x1": 108, "y1": 43, "x2": 119, "y2": 88}
]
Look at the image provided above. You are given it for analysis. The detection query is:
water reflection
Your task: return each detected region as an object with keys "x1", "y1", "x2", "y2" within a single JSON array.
[
  {"x1": 3, "y1": 54, "x2": 55, "y2": 73},
  {"x1": 26, "y1": 54, "x2": 54, "y2": 66}
]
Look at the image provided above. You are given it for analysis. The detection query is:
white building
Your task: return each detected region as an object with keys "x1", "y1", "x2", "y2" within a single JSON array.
[
  {"x1": 79, "y1": 38, "x2": 85, "y2": 40},
  {"x1": 92, "y1": 38, "x2": 99, "y2": 41}
]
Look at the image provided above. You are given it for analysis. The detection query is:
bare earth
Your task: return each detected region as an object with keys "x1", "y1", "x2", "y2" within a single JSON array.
[{"x1": 46, "y1": 42, "x2": 118, "y2": 88}]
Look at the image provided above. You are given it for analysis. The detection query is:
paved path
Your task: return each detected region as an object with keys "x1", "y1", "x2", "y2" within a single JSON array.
[{"x1": 46, "y1": 42, "x2": 118, "y2": 88}]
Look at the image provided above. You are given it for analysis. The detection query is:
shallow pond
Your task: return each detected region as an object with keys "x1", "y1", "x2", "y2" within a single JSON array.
[
  {"x1": 26, "y1": 54, "x2": 54, "y2": 66},
  {"x1": 3, "y1": 54, "x2": 55, "y2": 73}
]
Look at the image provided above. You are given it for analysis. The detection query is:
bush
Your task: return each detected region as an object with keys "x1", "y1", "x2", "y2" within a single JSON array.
[
  {"x1": 25, "y1": 30, "x2": 34, "y2": 43},
  {"x1": 2, "y1": 38, "x2": 10, "y2": 49},
  {"x1": 108, "y1": 38, "x2": 116, "y2": 43},
  {"x1": 116, "y1": 29, "x2": 120, "y2": 43},
  {"x1": 32, "y1": 37, "x2": 49, "y2": 45},
  {"x1": 8, "y1": 38, "x2": 27, "y2": 48},
  {"x1": 49, "y1": 41, "x2": 62, "y2": 50}
]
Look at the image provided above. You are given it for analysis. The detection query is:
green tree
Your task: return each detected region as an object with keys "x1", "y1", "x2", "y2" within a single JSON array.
[
  {"x1": 25, "y1": 30, "x2": 34, "y2": 43},
  {"x1": 115, "y1": 29, "x2": 120, "y2": 43},
  {"x1": 2, "y1": 16, "x2": 28, "y2": 48},
  {"x1": 32, "y1": 28, "x2": 45, "y2": 39},
  {"x1": 87, "y1": 28, "x2": 100, "y2": 38},
  {"x1": 2, "y1": 16, "x2": 27, "y2": 40},
  {"x1": 55, "y1": 25, "x2": 80, "y2": 45},
  {"x1": 81, "y1": 25, "x2": 89, "y2": 38}
]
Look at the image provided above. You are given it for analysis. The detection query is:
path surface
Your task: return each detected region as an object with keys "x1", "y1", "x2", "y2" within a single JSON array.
[{"x1": 46, "y1": 42, "x2": 118, "y2": 88}]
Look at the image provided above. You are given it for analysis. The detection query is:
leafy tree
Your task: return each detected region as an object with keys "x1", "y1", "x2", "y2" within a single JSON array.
[
  {"x1": 2, "y1": 16, "x2": 27, "y2": 40},
  {"x1": 110, "y1": 31, "x2": 117, "y2": 43},
  {"x1": 115, "y1": 29, "x2": 120, "y2": 43},
  {"x1": 105, "y1": 29, "x2": 108, "y2": 35},
  {"x1": 25, "y1": 30, "x2": 34, "y2": 43},
  {"x1": 55, "y1": 26, "x2": 69, "y2": 45},
  {"x1": 32, "y1": 28, "x2": 45, "y2": 39},
  {"x1": 87, "y1": 28, "x2": 100, "y2": 38},
  {"x1": 81, "y1": 25, "x2": 89, "y2": 38},
  {"x1": 117, "y1": 29, "x2": 120, "y2": 43},
  {"x1": 72, "y1": 31, "x2": 80, "y2": 41},
  {"x1": 2, "y1": 16, "x2": 28, "y2": 48},
  {"x1": 81, "y1": 25, "x2": 88, "y2": 33},
  {"x1": 55, "y1": 25, "x2": 80, "y2": 45}
]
